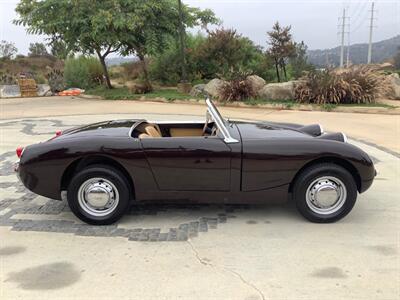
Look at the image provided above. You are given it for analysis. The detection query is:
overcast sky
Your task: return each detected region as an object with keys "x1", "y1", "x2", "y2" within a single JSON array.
[{"x1": 0, "y1": 0, "x2": 399, "y2": 55}]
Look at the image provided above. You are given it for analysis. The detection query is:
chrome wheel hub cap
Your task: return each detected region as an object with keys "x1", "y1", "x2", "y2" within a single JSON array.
[
  {"x1": 306, "y1": 176, "x2": 347, "y2": 215},
  {"x1": 78, "y1": 178, "x2": 119, "y2": 217}
]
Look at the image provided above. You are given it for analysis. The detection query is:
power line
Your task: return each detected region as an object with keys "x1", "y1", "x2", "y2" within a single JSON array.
[{"x1": 351, "y1": 1, "x2": 369, "y2": 33}]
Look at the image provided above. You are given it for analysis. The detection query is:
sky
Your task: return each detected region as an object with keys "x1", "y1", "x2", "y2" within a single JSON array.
[{"x1": 0, "y1": 0, "x2": 399, "y2": 56}]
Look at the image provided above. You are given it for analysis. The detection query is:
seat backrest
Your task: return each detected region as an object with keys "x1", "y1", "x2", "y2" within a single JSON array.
[{"x1": 145, "y1": 125, "x2": 162, "y2": 138}]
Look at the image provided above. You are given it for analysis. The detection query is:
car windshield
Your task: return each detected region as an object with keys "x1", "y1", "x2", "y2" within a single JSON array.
[
  {"x1": 206, "y1": 99, "x2": 238, "y2": 144},
  {"x1": 207, "y1": 99, "x2": 226, "y2": 125}
]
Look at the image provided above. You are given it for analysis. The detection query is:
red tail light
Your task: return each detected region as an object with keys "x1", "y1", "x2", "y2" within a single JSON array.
[
  {"x1": 55, "y1": 130, "x2": 62, "y2": 136},
  {"x1": 16, "y1": 147, "x2": 24, "y2": 158}
]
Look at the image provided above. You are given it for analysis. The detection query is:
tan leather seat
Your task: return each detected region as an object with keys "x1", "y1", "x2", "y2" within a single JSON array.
[
  {"x1": 139, "y1": 133, "x2": 151, "y2": 139},
  {"x1": 145, "y1": 125, "x2": 162, "y2": 138},
  {"x1": 170, "y1": 128, "x2": 204, "y2": 137}
]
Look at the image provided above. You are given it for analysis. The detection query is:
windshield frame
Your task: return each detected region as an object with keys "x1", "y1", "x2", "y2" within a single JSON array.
[{"x1": 206, "y1": 98, "x2": 239, "y2": 144}]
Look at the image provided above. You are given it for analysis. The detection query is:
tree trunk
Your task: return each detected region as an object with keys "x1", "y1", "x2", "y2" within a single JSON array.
[
  {"x1": 274, "y1": 58, "x2": 281, "y2": 82},
  {"x1": 97, "y1": 52, "x2": 113, "y2": 89},
  {"x1": 282, "y1": 60, "x2": 288, "y2": 81},
  {"x1": 138, "y1": 54, "x2": 153, "y2": 91}
]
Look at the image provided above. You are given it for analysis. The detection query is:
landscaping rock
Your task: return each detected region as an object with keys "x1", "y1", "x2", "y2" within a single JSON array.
[
  {"x1": 204, "y1": 79, "x2": 227, "y2": 99},
  {"x1": 0, "y1": 85, "x2": 21, "y2": 98},
  {"x1": 37, "y1": 84, "x2": 52, "y2": 97},
  {"x1": 246, "y1": 75, "x2": 266, "y2": 95},
  {"x1": 258, "y1": 81, "x2": 297, "y2": 100},
  {"x1": 385, "y1": 73, "x2": 400, "y2": 100},
  {"x1": 190, "y1": 84, "x2": 206, "y2": 97}
]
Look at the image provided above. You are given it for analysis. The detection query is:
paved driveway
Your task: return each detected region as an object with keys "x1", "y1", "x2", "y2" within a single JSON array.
[{"x1": 1, "y1": 113, "x2": 399, "y2": 299}]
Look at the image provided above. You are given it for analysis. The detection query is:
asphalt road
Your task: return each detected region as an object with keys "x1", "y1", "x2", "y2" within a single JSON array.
[{"x1": 0, "y1": 108, "x2": 399, "y2": 299}]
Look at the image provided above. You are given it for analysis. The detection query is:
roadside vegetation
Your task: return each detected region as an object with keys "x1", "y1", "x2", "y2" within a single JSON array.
[{"x1": 0, "y1": 0, "x2": 398, "y2": 107}]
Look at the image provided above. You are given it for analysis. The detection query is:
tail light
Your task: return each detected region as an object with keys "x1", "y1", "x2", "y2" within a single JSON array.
[
  {"x1": 16, "y1": 147, "x2": 24, "y2": 158},
  {"x1": 55, "y1": 130, "x2": 62, "y2": 136}
]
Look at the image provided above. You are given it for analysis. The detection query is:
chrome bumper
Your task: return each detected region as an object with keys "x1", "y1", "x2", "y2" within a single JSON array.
[{"x1": 14, "y1": 160, "x2": 21, "y2": 181}]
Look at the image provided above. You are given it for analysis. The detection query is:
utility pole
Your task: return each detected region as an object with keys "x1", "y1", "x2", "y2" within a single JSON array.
[
  {"x1": 367, "y1": 2, "x2": 376, "y2": 64},
  {"x1": 339, "y1": 8, "x2": 346, "y2": 67},
  {"x1": 346, "y1": 28, "x2": 351, "y2": 67}
]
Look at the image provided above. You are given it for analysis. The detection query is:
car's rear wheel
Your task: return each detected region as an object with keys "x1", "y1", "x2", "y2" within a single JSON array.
[
  {"x1": 67, "y1": 165, "x2": 130, "y2": 225},
  {"x1": 293, "y1": 163, "x2": 357, "y2": 223}
]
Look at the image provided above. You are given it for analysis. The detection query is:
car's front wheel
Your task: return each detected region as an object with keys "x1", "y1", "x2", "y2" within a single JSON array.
[
  {"x1": 67, "y1": 165, "x2": 131, "y2": 225},
  {"x1": 293, "y1": 163, "x2": 357, "y2": 223}
]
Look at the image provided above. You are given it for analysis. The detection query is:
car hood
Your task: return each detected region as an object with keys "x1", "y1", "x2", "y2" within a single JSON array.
[{"x1": 54, "y1": 119, "x2": 140, "y2": 140}]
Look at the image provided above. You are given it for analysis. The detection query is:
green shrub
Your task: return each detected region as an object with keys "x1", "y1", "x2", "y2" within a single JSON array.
[
  {"x1": 33, "y1": 73, "x2": 46, "y2": 84},
  {"x1": 295, "y1": 66, "x2": 388, "y2": 104},
  {"x1": 64, "y1": 56, "x2": 103, "y2": 89},
  {"x1": 149, "y1": 34, "x2": 206, "y2": 85},
  {"x1": 121, "y1": 60, "x2": 147, "y2": 81},
  {"x1": 149, "y1": 31, "x2": 269, "y2": 85}
]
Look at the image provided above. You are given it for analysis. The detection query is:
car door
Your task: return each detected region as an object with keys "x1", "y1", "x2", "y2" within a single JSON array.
[{"x1": 140, "y1": 136, "x2": 232, "y2": 191}]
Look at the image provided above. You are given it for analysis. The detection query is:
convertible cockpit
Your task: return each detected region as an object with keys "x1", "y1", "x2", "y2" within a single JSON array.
[
  {"x1": 133, "y1": 121, "x2": 209, "y2": 138},
  {"x1": 131, "y1": 99, "x2": 232, "y2": 140}
]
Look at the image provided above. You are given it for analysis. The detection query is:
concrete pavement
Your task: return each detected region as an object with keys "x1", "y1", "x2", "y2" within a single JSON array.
[{"x1": 0, "y1": 99, "x2": 399, "y2": 299}]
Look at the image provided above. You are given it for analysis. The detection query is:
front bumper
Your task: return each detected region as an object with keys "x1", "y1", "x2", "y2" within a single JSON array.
[{"x1": 14, "y1": 160, "x2": 20, "y2": 179}]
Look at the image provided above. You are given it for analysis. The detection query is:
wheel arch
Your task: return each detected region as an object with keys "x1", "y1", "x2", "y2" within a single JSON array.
[
  {"x1": 61, "y1": 155, "x2": 135, "y2": 199},
  {"x1": 288, "y1": 156, "x2": 361, "y2": 193}
]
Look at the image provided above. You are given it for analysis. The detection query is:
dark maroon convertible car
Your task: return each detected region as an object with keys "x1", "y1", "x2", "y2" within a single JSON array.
[{"x1": 16, "y1": 99, "x2": 375, "y2": 225}]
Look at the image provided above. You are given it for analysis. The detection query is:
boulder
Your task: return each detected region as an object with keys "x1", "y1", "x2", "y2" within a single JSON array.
[
  {"x1": 0, "y1": 85, "x2": 21, "y2": 98},
  {"x1": 190, "y1": 84, "x2": 206, "y2": 97},
  {"x1": 37, "y1": 84, "x2": 52, "y2": 97},
  {"x1": 385, "y1": 73, "x2": 400, "y2": 100},
  {"x1": 258, "y1": 81, "x2": 297, "y2": 101},
  {"x1": 246, "y1": 75, "x2": 266, "y2": 95},
  {"x1": 204, "y1": 79, "x2": 227, "y2": 99}
]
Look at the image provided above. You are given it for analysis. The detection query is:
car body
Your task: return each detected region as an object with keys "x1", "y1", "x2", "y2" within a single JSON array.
[{"x1": 16, "y1": 99, "x2": 376, "y2": 224}]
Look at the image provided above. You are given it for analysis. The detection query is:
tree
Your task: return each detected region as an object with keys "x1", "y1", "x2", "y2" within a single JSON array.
[
  {"x1": 15, "y1": 0, "x2": 125, "y2": 89},
  {"x1": 28, "y1": 42, "x2": 48, "y2": 56},
  {"x1": 267, "y1": 22, "x2": 296, "y2": 82},
  {"x1": 50, "y1": 39, "x2": 70, "y2": 60},
  {"x1": 15, "y1": 0, "x2": 217, "y2": 90},
  {"x1": 119, "y1": 1, "x2": 218, "y2": 89},
  {"x1": 289, "y1": 41, "x2": 314, "y2": 79},
  {"x1": 195, "y1": 28, "x2": 262, "y2": 79},
  {"x1": 0, "y1": 40, "x2": 18, "y2": 59}
]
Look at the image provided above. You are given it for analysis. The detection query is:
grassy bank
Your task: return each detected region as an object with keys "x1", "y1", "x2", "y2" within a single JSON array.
[
  {"x1": 85, "y1": 86, "x2": 396, "y2": 111},
  {"x1": 86, "y1": 86, "x2": 199, "y2": 101}
]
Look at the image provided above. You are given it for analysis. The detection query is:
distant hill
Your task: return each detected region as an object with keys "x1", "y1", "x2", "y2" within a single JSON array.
[
  {"x1": 106, "y1": 57, "x2": 137, "y2": 66},
  {"x1": 307, "y1": 35, "x2": 400, "y2": 67}
]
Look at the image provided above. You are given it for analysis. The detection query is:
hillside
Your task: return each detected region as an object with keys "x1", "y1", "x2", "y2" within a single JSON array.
[
  {"x1": 0, "y1": 55, "x2": 62, "y2": 84},
  {"x1": 307, "y1": 35, "x2": 400, "y2": 67},
  {"x1": 106, "y1": 57, "x2": 136, "y2": 66}
]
